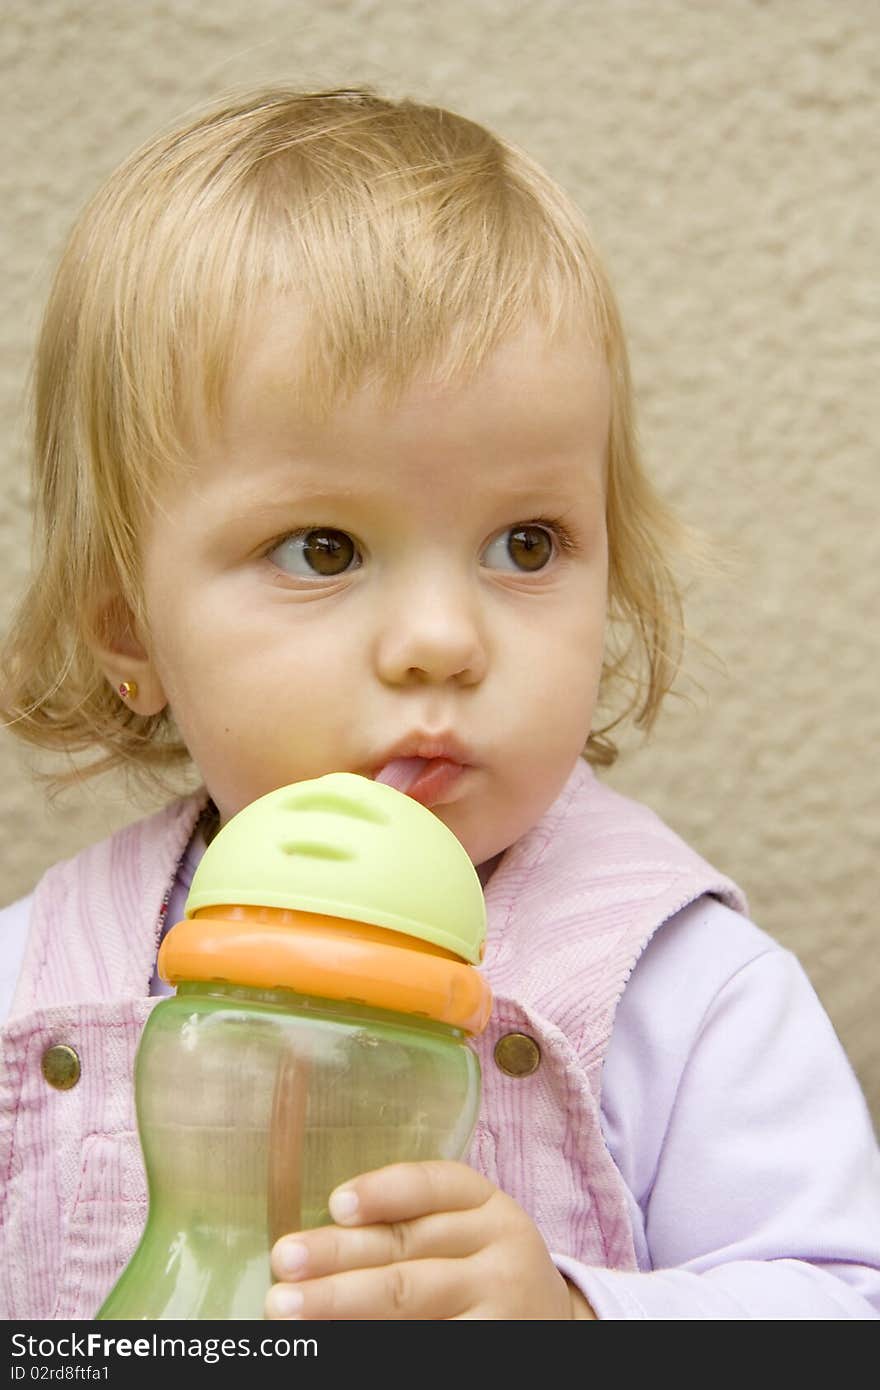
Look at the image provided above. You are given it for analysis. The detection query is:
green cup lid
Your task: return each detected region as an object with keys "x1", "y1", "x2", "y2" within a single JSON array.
[{"x1": 185, "y1": 773, "x2": 486, "y2": 963}]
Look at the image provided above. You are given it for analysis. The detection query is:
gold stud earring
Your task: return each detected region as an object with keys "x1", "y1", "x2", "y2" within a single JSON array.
[{"x1": 118, "y1": 680, "x2": 139, "y2": 701}]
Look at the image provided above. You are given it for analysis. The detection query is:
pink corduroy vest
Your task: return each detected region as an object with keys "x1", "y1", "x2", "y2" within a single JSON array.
[{"x1": 0, "y1": 761, "x2": 746, "y2": 1319}]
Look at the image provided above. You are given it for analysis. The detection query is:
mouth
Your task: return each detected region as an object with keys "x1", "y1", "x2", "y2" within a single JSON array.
[
  {"x1": 374, "y1": 756, "x2": 468, "y2": 807},
  {"x1": 371, "y1": 737, "x2": 475, "y2": 808}
]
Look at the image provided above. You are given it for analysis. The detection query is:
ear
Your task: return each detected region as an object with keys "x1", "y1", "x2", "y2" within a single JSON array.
[{"x1": 87, "y1": 594, "x2": 169, "y2": 717}]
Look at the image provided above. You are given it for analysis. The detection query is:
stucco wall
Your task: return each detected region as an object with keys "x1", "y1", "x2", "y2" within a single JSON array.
[{"x1": 1, "y1": 1, "x2": 877, "y2": 1127}]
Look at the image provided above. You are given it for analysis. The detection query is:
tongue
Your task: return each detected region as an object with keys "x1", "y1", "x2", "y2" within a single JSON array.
[{"x1": 374, "y1": 757, "x2": 430, "y2": 793}]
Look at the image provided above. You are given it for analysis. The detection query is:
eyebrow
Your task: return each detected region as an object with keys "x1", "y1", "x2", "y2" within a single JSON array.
[
  {"x1": 209, "y1": 436, "x2": 604, "y2": 518},
  {"x1": 215, "y1": 480, "x2": 382, "y2": 515},
  {"x1": 223, "y1": 478, "x2": 597, "y2": 523},
  {"x1": 227, "y1": 461, "x2": 589, "y2": 500}
]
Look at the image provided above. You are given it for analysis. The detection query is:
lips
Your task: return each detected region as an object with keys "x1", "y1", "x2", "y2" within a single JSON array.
[
  {"x1": 371, "y1": 736, "x2": 475, "y2": 807},
  {"x1": 374, "y1": 756, "x2": 466, "y2": 806},
  {"x1": 374, "y1": 757, "x2": 436, "y2": 793}
]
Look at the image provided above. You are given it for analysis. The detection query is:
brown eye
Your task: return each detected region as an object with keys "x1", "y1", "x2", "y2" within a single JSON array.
[
  {"x1": 303, "y1": 529, "x2": 356, "y2": 575},
  {"x1": 268, "y1": 528, "x2": 360, "y2": 578},
  {"x1": 507, "y1": 526, "x2": 553, "y2": 571}
]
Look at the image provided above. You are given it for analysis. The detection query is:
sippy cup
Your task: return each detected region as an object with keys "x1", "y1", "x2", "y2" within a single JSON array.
[{"x1": 97, "y1": 773, "x2": 492, "y2": 1320}]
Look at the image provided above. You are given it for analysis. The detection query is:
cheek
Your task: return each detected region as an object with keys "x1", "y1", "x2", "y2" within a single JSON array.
[
  {"x1": 534, "y1": 596, "x2": 606, "y2": 742},
  {"x1": 538, "y1": 586, "x2": 606, "y2": 684}
]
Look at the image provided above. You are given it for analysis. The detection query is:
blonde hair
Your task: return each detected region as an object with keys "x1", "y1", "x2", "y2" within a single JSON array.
[{"x1": 1, "y1": 85, "x2": 690, "y2": 788}]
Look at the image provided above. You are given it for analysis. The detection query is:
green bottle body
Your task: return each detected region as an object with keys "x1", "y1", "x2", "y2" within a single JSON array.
[{"x1": 97, "y1": 983, "x2": 481, "y2": 1320}]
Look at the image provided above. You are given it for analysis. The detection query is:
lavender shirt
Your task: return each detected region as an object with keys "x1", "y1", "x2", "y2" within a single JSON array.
[{"x1": 2, "y1": 826, "x2": 879, "y2": 1319}]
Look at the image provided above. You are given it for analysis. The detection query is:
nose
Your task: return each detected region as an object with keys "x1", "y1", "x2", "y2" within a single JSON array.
[{"x1": 374, "y1": 570, "x2": 488, "y2": 688}]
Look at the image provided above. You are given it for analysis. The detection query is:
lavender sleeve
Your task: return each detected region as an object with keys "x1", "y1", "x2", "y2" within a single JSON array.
[{"x1": 555, "y1": 897, "x2": 880, "y2": 1318}]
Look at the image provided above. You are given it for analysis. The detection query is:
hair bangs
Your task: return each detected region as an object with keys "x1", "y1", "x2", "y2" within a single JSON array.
[{"x1": 178, "y1": 95, "x2": 614, "y2": 432}]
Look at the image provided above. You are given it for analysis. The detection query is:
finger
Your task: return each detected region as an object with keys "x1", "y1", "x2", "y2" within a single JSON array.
[
  {"x1": 326, "y1": 1159, "x2": 495, "y2": 1227},
  {"x1": 265, "y1": 1257, "x2": 475, "y2": 1321},
  {"x1": 271, "y1": 1205, "x2": 491, "y2": 1283}
]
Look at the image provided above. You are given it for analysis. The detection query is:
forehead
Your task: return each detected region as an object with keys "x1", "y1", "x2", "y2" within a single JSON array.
[{"x1": 231, "y1": 307, "x2": 604, "y2": 439}]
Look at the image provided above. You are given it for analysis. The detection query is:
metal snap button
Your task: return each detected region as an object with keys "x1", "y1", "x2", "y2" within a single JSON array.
[
  {"x1": 41, "y1": 1044, "x2": 81, "y2": 1091},
  {"x1": 493, "y1": 1031, "x2": 541, "y2": 1077}
]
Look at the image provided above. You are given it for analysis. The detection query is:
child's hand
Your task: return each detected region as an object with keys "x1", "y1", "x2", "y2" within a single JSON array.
[{"x1": 264, "y1": 1160, "x2": 596, "y2": 1320}]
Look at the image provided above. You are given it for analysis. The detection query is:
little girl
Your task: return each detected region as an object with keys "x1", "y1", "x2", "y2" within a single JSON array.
[{"x1": 1, "y1": 87, "x2": 878, "y2": 1321}]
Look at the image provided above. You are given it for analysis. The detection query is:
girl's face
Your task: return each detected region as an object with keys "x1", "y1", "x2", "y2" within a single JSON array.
[{"x1": 132, "y1": 307, "x2": 610, "y2": 870}]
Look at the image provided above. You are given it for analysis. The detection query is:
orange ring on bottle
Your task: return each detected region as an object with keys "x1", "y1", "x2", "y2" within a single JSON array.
[{"x1": 158, "y1": 906, "x2": 492, "y2": 1035}]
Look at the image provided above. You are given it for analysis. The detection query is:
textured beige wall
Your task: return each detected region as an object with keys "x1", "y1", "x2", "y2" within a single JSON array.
[{"x1": 1, "y1": 2, "x2": 877, "y2": 1126}]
